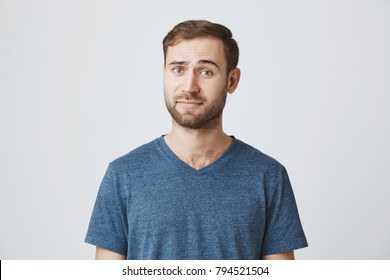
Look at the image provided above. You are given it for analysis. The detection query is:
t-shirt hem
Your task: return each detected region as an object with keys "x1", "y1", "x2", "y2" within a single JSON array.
[
  {"x1": 261, "y1": 237, "x2": 308, "y2": 256},
  {"x1": 85, "y1": 235, "x2": 127, "y2": 257}
]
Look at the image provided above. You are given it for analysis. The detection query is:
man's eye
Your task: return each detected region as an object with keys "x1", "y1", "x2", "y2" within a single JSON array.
[
  {"x1": 200, "y1": 70, "x2": 212, "y2": 76},
  {"x1": 173, "y1": 68, "x2": 184, "y2": 74}
]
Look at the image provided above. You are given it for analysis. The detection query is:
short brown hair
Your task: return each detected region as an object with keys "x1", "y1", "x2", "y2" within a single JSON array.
[{"x1": 163, "y1": 20, "x2": 239, "y2": 74}]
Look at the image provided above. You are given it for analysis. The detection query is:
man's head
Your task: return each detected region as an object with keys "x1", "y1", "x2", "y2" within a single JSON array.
[
  {"x1": 163, "y1": 20, "x2": 241, "y2": 130},
  {"x1": 163, "y1": 20, "x2": 239, "y2": 75}
]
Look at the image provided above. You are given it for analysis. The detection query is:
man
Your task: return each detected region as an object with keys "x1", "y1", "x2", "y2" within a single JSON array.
[{"x1": 85, "y1": 20, "x2": 308, "y2": 260}]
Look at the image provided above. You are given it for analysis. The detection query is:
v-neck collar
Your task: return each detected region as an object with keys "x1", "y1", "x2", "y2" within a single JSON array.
[{"x1": 154, "y1": 135, "x2": 240, "y2": 175}]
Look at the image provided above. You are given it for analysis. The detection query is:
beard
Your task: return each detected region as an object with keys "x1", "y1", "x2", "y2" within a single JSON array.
[{"x1": 164, "y1": 88, "x2": 227, "y2": 130}]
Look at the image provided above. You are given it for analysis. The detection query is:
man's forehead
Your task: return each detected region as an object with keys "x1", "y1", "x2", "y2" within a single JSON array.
[{"x1": 166, "y1": 37, "x2": 226, "y2": 66}]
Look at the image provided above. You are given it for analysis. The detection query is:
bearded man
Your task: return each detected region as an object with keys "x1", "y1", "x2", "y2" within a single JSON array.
[{"x1": 85, "y1": 20, "x2": 308, "y2": 260}]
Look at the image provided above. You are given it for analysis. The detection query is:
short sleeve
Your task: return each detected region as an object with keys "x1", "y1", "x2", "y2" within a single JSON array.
[
  {"x1": 261, "y1": 166, "x2": 308, "y2": 256},
  {"x1": 85, "y1": 164, "x2": 128, "y2": 256}
]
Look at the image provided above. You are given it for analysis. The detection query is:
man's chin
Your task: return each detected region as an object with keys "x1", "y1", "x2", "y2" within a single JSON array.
[
  {"x1": 173, "y1": 118, "x2": 204, "y2": 130},
  {"x1": 172, "y1": 115, "x2": 221, "y2": 131}
]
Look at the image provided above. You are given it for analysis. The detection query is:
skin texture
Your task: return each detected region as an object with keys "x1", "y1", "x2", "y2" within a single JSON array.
[{"x1": 96, "y1": 37, "x2": 294, "y2": 260}]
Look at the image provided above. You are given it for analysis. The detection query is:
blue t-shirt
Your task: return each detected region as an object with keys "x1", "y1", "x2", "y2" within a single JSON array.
[{"x1": 85, "y1": 136, "x2": 308, "y2": 259}]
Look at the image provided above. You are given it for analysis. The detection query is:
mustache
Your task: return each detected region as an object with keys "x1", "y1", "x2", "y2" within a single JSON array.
[{"x1": 175, "y1": 92, "x2": 203, "y2": 102}]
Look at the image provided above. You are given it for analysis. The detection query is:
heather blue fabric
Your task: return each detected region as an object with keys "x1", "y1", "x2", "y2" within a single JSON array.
[{"x1": 85, "y1": 136, "x2": 308, "y2": 259}]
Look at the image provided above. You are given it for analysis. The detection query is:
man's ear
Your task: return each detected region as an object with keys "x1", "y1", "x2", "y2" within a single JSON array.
[{"x1": 227, "y1": 68, "x2": 241, "y2": 94}]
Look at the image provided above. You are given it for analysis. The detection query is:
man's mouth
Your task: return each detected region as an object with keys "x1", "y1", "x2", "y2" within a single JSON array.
[
  {"x1": 177, "y1": 100, "x2": 202, "y2": 104},
  {"x1": 176, "y1": 100, "x2": 203, "y2": 107}
]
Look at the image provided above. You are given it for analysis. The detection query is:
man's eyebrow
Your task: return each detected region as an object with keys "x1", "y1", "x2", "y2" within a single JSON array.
[
  {"x1": 168, "y1": 61, "x2": 187, "y2": 66},
  {"x1": 198, "y1": 59, "x2": 220, "y2": 69},
  {"x1": 167, "y1": 60, "x2": 220, "y2": 69}
]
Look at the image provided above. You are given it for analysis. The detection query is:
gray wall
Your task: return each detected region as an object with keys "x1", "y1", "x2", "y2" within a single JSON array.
[{"x1": 1, "y1": 0, "x2": 389, "y2": 259}]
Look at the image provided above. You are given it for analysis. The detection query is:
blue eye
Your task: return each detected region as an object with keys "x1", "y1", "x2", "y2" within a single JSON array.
[
  {"x1": 200, "y1": 70, "x2": 212, "y2": 76},
  {"x1": 173, "y1": 67, "x2": 184, "y2": 74}
]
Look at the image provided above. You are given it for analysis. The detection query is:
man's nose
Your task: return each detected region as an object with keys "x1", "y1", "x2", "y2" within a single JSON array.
[{"x1": 182, "y1": 72, "x2": 200, "y2": 93}]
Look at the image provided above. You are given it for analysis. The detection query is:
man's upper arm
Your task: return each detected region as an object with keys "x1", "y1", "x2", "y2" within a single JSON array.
[
  {"x1": 95, "y1": 246, "x2": 126, "y2": 260},
  {"x1": 261, "y1": 251, "x2": 295, "y2": 260}
]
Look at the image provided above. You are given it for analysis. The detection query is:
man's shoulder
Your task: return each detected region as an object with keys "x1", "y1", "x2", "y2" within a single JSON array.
[
  {"x1": 109, "y1": 137, "x2": 160, "y2": 170},
  {"x1": 235, "y1": 138, "x2": 285, "y2": 172}
]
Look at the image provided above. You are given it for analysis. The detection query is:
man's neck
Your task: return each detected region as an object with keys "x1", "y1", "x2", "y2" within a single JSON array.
[{"x1": 164, "y1": 123, "x2": 233, "y2": 170}]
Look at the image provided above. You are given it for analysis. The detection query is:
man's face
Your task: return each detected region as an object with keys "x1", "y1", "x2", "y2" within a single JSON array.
[{"x1": 163, "y1": 37, "x2": 229, "y2": 130}]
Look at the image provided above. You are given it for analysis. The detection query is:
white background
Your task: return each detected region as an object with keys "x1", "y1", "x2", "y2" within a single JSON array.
[{"x1": 0, "y1": 0, "x2": 389, "y2": 259}]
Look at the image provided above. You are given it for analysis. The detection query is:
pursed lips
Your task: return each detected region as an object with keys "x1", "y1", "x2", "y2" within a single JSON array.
[{"x1": 176, "y1": 100, "x2": 203, "y2": 107}]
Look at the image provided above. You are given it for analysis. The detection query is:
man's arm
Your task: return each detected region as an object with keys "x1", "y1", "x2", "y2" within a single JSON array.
[
  {"x1": 95, "y1": 246, "x2": 126, "y2": 260},
  {"x1": 261, "y1": 251, "x2": 294, "y2": 260}
]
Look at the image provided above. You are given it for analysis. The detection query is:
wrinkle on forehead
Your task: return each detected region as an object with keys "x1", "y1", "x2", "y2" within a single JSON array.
[{"x1": 166, "y1": 38, "x2": 227, "y2": 70}]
